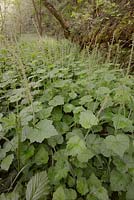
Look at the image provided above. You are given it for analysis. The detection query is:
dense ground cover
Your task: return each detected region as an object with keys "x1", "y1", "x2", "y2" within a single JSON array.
[{"x1": 0, "y1": 38, "x2": 134, "y2": 200}]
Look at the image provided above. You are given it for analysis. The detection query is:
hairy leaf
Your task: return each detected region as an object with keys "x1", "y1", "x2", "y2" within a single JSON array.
[{"x1": 26, "y1": 171, "x2": 49, "y2": 200}]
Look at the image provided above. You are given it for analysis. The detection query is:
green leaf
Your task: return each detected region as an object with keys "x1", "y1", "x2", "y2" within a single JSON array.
[
  {"x1": 26, "y1": 171, "x2": 49, "y2": 200},
  {"x1": 96, "y1": 87, "x2": 111, "y2": 97},
  {"x1": 9, "y1": 88, "x2": 24, "y2": 103},
  {"x1": 0, "y1": 191, "x2": 20, "y2": 200},
  {"x1": 67, "y1": 135, "x2": 93, "y2": 162},
  {"x1": 126, "y1": 182, "x2": 134, "y2": 200},
  {"x1": 20, "y1": 143, "x2": 35, "y2": 164},
  {"x1": 91, "y1": 187, "x2": 109, "y2": 200},
  {"x1": 63, "y1": 104, "x2": 74, "y2": 113},
  {"x1": 88, "y1": 173, "x2": 102, "y2": 188},
  {"x1": 34, "y1": 145, "x2": 49, "y2": 165},
  {"x1": 67, "y1": 135, "x2": 86, "y2": 157},
  {"x1": 47, "y1": 134, "x2": 63, "y2": 148},
  {"x1": 52, "y1": 186, "x2": 65, "y2": 200},
  {"x1": 79, "y1": 95, "x2": 93, "y2": 105},
  {"x1": 27, "y1": 120, "x2": 58, "y2": 143},
  {"x1": 65, "y1": 189, "x2": 77, "y2": 200},
  {"x1": 112, "y1": 114, "x2": 133, "y2": 130},
  {"x1": 79, "y1": 110, "x2": 98, "y2": 129},
  {"x1": 86, "y1": 134, "x2": 103, "y2": 154},
  {"x1": 48, "y1": 150, "x2": 70, "y2": 182},
  {"x1": 1, "y1": 154, "x2": 14, "y2": 171},
  {"x1": 69, "y1": 91, "x2": 77, "y2": 99},
  {"x1": 86, "y1": 194, "x2": 98, "y2": 200},
  {"x1": 1, "y1": 113, "x2": 16, "y2": 131},
  {"x1": 77, "y1": 148, "x2": 94, "y2": 162},
  {"x1": 104, "y1": 134, "x2": 129, "y2": 157},
  {"x1": 88, "y1": 174, "x2": 109, "y2": 200},
  {"x1": 76, "y1": 177, "x2": 89, "y2": 195},
  {"x1": 52, "y1": 107, "x2": 63, "y2": 121},
  {"x1": 110, "y1": 170, "x2": 130, "y2": 191},
  {"x1": 39, "y1": 106, "x2": 53, "y2": 119},
  {"x1": 54, "y1": 159, "x2": 70, "y2": 181},
  {"x1": 113, "y1": 157, "x2": 128, "y2": 173},
  {"x1": 49, "y1": 95, "x2": 64, "y2": 107}
]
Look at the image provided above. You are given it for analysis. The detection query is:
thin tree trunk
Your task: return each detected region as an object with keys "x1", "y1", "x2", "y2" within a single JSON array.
[{"x1": 32, "y1": 0, "x2": 43, "y2": 36}]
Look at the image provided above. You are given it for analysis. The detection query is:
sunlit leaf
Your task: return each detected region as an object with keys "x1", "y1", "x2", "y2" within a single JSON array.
[{"x1": 79, "y1": 110, "x2": 98, "y2": 129}]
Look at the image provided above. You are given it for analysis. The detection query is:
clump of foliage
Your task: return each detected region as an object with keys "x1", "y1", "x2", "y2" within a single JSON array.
[{"x1": 0, "y1": 38, "x2": 134, "y2": 200}]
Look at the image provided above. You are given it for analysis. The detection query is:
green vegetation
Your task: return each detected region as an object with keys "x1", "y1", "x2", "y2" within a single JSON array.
[{"x1": 0, "y1": 38, "x2": 134, "y2": 199}]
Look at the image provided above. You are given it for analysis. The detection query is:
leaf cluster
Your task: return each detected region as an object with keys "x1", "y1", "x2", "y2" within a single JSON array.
[{"x1": 0, "y1": 39, "x2": 134, "y2": 199}]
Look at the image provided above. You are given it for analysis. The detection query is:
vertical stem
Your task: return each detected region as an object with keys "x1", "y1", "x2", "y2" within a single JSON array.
[
  {"x1": 126, "y1": 39, "x2": 134, "y2": 75},
  {"x1": 16, "y1": 101, "x2": 21, "y2": 171}
]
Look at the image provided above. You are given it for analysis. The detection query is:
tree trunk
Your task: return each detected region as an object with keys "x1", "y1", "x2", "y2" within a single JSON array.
[{"x1": 42, "y1": 0, "x2": 70, "y2": 38}]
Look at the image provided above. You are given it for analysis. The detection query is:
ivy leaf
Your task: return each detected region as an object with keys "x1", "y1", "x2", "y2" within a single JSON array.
[
  {"x1": 26, "y1": 171, "x2": 49, "y2": 200},
  {"x1": 1, "y1": 154, "x2": 14, "y2": 171},
  {"x1": 34, "y1": 145, "x2": 49, "y2": 165},
  {"x1": 104, "y1": 134, "x2": 129, "y2": 157},
  {"x1": 27, "y1": 120, "x2": 58, "y2": 143},
  {"x1": 79, "y1": 110, "x2": 98, "y2": 129},
  {"x1": 110, "y1": 170, "x2": 130, "y2": 191},
  {"x1": 52, "y1": 186, "x2": 65, "y2": 200},
  {"x1": 49, "y1": 95, "x2": 64, "y2": 107},
  {"x1": 76, "y1": 177, "x2": 89, "y2": 195}
]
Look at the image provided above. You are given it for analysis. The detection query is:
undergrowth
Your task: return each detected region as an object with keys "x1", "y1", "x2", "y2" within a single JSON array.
[{"x1": 0, "y1": 38, "x2": 134, "y2": 200}]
